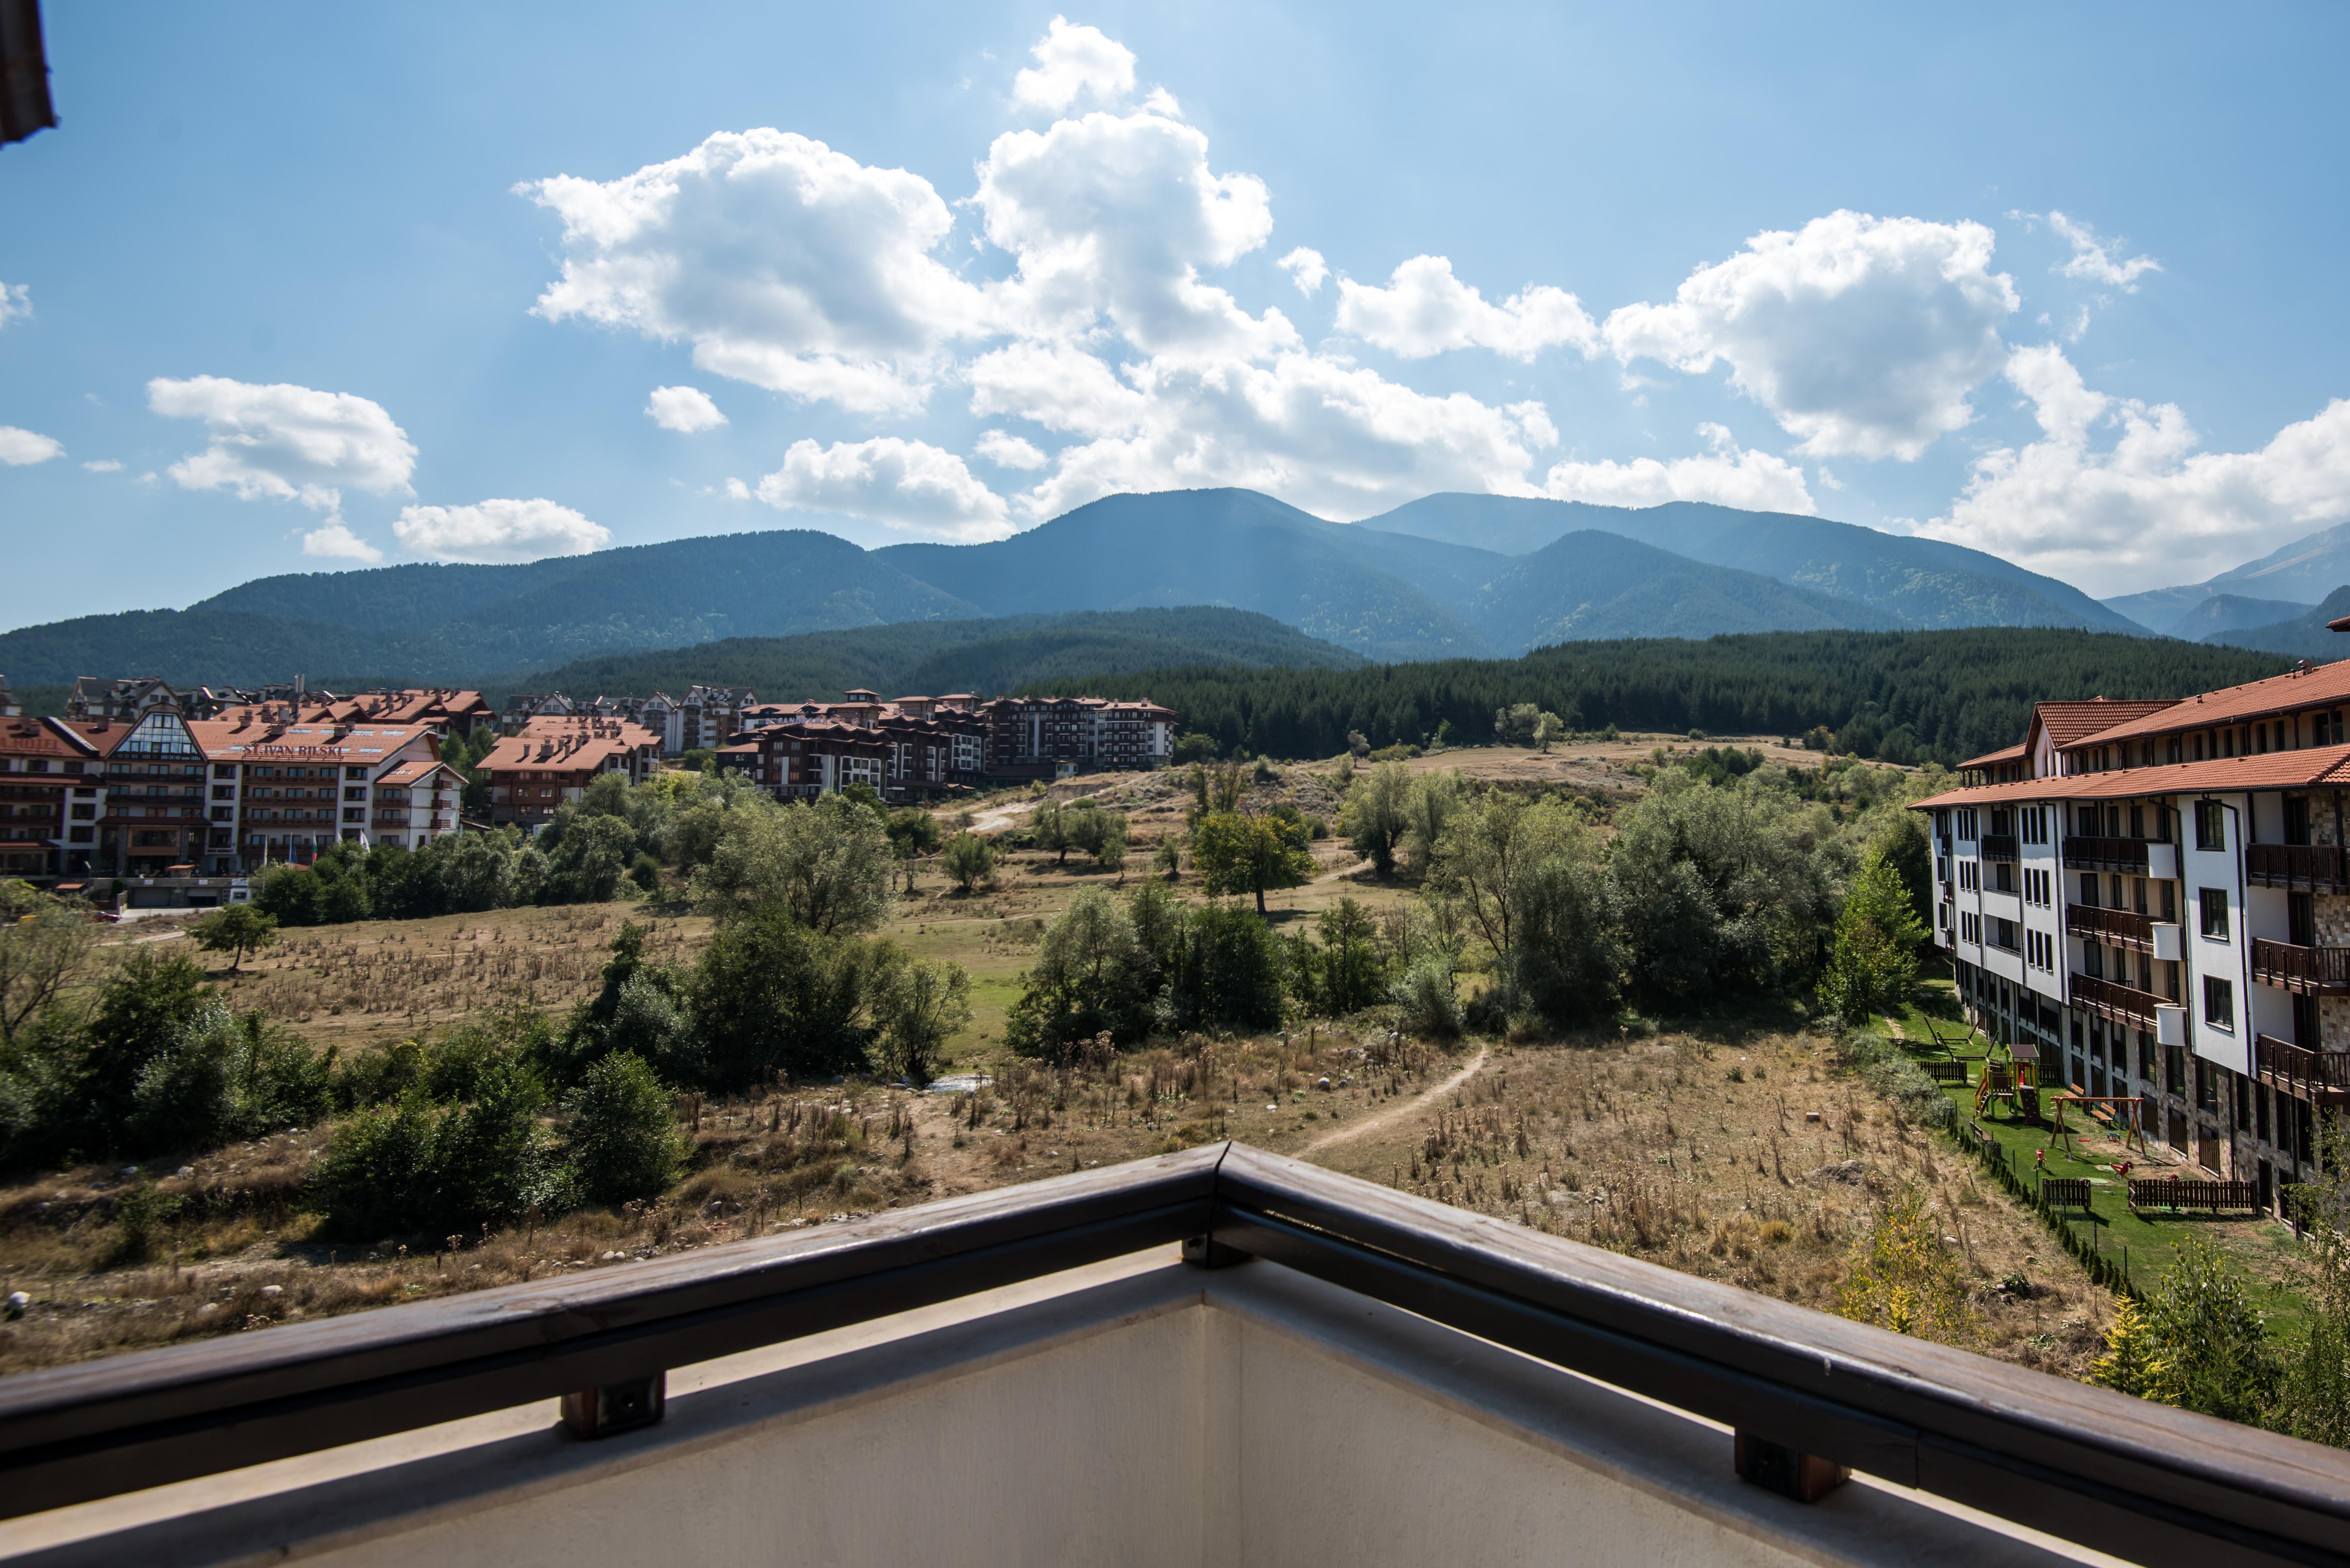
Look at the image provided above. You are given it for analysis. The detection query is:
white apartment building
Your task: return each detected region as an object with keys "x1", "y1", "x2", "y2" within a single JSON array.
[{"x1": 1920, "y1": 680, "x2": 2350, "y2": 1211}]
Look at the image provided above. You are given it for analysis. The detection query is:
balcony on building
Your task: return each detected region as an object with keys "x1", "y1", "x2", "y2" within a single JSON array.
[
  {"x1": 6, "y1": 1145, "x2": 2345, "y2": 1568},
  {"x1": 1977, "y1": 830, "x2": 2019, "y2": 864},
  {"x1": 2250, "y1": 936, "x2": 2350, "y2": 995},
  {"x1": 2254, "y1": 1033, "x2": 2350, "y2": 1106},
  {"x1": 2069, "y1": 971, "x2": 2189, "y2": 1044},
  {"x1": 2245, "y1": 842, "x2": 2350, "y2": 893},
  {"x1": 2061, "y1": 836, "x2": 2179, "y2": 879},
  {"x1": 2064, "y1": 903, "x2": 2183, "y2": 962}
]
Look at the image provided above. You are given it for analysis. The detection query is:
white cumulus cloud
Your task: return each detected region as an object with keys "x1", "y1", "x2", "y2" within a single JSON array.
[
  {"x1": 645, "y1": 384, "x2": 728, "y2": 432},
  {"x1": 1921, "y1": 344, "x2": 2350, "y2": 592},
  {"x1": 522, "y1": 130, "x2": 987, "y2": 415},
  {"x1": 1335, "y1": 254, "x2": 1597, "y2": 361},
  {"x1": 1013, "y1": 17, "x2": 1136, "y2": 111},
  {"x1": 393, "y1": 498, "x2": 611, "y2": 563},
  {"x1": 0, "y1": 427, "x2": 63, "y2": 465},
  {"x1": 1541, "y1": 424, "x2": 1815, "y2": 514},
  {"x1": 975, "y1": 104, "x2": 1289, "y2": 358},
  {"x1": 2021, "y1": 210, "x2": 2161, "y2": 292},
  {"x1": 756, "y1": 437, "x2": 1013, "y2": 541},
  {"x1": 1277, "y1": 248, "x2": 1328, "y2": 296},
  {"x1": 147, "y1": 376, "x2": 416, "y2": 519},
  {"x1": 975, "y1": 429, "x2": 1049, "y2": 469},
  {"x1": 1605, "y1": 210, "x2": 2018, "y2": 461},
  {"x1": 0, "y1": 282, "x2": 29, "y2": 330},
  {"x1": 302, "y1": 523, "x2": 384, "y2": 563}
]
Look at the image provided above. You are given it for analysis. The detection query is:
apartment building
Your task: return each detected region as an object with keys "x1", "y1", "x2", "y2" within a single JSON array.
[
  {"x1": 188, "y1": 716, "x2": 447, "y2": 870},
  {"x1": 980, "y1": 695, "x2": 1176, "y2": 778},
  {"x1": 478, "y1": 717, "x2": 662, "y2": 828},
  {"x1": 0, "y1": 692, "x2": 93, "y2": 878},
  {"x1": 63, "y1": 675, "x2": 183, "y2": 724},
  {"x1": 1920, "y1": 673, "x2": 2350, "y2": 1210},
  {"x1": 722, "y1": 720, "x2": 892, "y2": 800}
]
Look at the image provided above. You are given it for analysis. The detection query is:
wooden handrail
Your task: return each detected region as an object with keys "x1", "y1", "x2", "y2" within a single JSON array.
[{"x1": 1, "y1": 1143, "x2": 2346, "y2": 1565}]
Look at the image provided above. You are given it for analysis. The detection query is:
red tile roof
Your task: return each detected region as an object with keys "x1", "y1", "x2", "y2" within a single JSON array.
[
  {"x1": 1959, "y1": 743, "x2": 2028, "y2": 770},
  {"x1": 1913, "y1": 742, "x2": 2350, "y2": 809},
  {"x1": 2071, "y1": 660, "x2": 2350, "y2": 745},
  {"x1": 2033, "y1": 698, "x2": 2180, "y2": 749}
]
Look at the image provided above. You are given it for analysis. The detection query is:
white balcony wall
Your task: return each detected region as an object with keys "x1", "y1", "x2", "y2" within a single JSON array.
[{"x1": 11, "y1": 1257, "x2": 2088, "y2": 1568}]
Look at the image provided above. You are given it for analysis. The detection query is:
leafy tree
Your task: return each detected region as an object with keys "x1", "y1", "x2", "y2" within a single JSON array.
[
  {"x1": 1817, "y1": 842, "x2": 1928, "y2": 1023},
  {"x1": 1611, "y1": 772, "x2": 1843, "y2": 1005},
  {"x1": 1340, "y1": 761, "x2": 1412, "y2": 876},
  {"x1": 1507, "y1": 846, "x2": 1622, "y2": 1025},
  {"x1": 1311, "y1": 898, "x2": 1385, "y2": 1015},
  {"x1": 1173, "y1": 732, "x2": 1219, "y2": 764},
  {"x1": 1006, "y1": 887, "x2": 1146, "y2": 1057},
  {"x1": 1160, "y1": 900, "x2": 1285, "y2": 1034},
  {"x1": 193, "y1": 904, "x2": 279, "y2": 975},
  {"x1": 943, "y1": 830, "x2": 997, "y2": 891},
  {"x1": 426, "y1": 1053, "x2": 554, "y2": 1232},
  {"x1": 872, "y1": 955, "x2": 973, "y2": 1088},
  {"x1": 537, "y1": 810, "x2": 638, "y2": 904},
  {"x1": 1531, "y1": 709, "x2": 1568, "y2": 751},
  {"x1": 81, "y1": 949, "x2": 209, "y2": 1135},
  {"x1": 1494, "y1": 703, "x2": 1540, "y2": 746},
  {"x1": 1428, "y1": 794, "x2": 1578, "y2": 961},
  {"x1": 1402, "y1": 769, "x2": 1462, "y2": 874},
  {"x1": 312, "y1": 1091, "x2": 439, "y2": 1238},
  {"x1": 1192, "y1": 811, "x2": 1314, "y2": 915},
  {"x1": 565, "y1": 1051, "x2": 684, "y2": 1206},
  {"x1": 2140, "y1": 1236, "x2": 2278, "y2": 1426},
  {"x1": 0, "y1": 882, "x2": 95, "y2": 1047},
  {"x1": 126, "y1": 1002, "x2": 329, "y2": 1153},
  {"x1": 693, "y1": 795, "x2": 895, "y2": 934},
  {"x1": 687, "y1": 903, "x2": 877, "y2": 1086},
  {"x1": 1031, "y1": 799, "x2": 1072, "y2": 864},
  {"x1": 2279, "y1": 1114, "x2": 2350, "y2": 1447},
  {"x1": 1152, "y1": 832, "x2": 1181, "y2": 880}
]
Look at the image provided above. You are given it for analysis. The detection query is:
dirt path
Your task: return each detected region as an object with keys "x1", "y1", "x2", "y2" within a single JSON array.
[
  {"x1": 1302, "y1": 1046, "x2": 1489, "y2": 1156},
  {"x1": 971, "y1": 797, "x2": 1041, "y2": 833}
]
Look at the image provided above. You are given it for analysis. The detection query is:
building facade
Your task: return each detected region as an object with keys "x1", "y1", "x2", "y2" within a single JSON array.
[
  {"x1": 187, "y1": 717, "x2": 449, "y2": 869},
  {"x1": 1919, "y1": 678, "x2": 2350, "y2": 1211},
  {"x1": 478, "y1": 718, "x2": 663, "y2": 828}
]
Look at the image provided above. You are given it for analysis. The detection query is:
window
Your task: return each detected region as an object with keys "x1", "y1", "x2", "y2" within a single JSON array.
[
  {"x1": 2199, "y1": 887, "x2": 2230, "y2": 940},
  {"x1": 2195, "y1": 800, "x2": 2225, "y2": 851},
  {"x1": 1991, "y1": 917, "x2": 2018, "y2": 952},
  {"x1": 2203, "y1": 976, "x2": 2234, "y2": 1030}
]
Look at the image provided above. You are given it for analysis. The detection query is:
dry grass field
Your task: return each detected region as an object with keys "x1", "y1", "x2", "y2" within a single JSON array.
[{"x1": 7, "y1": 741, "x2": 2095, "y2": 1382}]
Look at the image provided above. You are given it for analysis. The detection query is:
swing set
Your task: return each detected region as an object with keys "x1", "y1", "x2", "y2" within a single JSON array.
[{"x1": 2043, "y1": 1092, "x2": 2150, "y2": 1159}]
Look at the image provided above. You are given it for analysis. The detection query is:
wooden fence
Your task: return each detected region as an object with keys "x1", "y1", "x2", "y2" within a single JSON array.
[
  {"x1": 1924, "y1": 1058, "x2": 1969, "y2": 1084},
  {"x1": 2127, "y1": 1177, "x2": 2262, "y2": 1213},
  {"x1": 2039, "y1": 1177, "x2": 2093, "y2": 1210}
]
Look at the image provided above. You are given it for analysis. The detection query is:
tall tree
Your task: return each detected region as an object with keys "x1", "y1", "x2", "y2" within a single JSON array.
[{"x1": 1192, "y1": 812, "x2": 1315, "y2": 915}]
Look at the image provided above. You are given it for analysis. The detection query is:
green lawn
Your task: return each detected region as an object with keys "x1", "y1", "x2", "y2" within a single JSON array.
[{"x1": 1879, "y1": 984, "x2": 2312, "y2": 1336}]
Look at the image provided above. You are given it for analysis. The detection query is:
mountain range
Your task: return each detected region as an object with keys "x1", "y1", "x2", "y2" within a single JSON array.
[{"x1": 0, "y1": 488, "x2": 2169, "y2": 695}]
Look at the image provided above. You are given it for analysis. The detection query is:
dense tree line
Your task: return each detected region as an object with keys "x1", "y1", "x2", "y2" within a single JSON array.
[{"x1": 1029, "y1": 628, "x2": 2291, "y2": 765}]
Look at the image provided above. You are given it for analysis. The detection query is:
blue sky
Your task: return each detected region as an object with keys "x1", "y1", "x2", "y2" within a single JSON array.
[{"x1": 4, "y1": 2, "x2": 2349, "y2": 630}]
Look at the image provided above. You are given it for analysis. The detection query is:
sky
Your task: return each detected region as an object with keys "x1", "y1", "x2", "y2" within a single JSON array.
[{"x1": 4, "y1": 2, "x2": 2350, "y2": 631}]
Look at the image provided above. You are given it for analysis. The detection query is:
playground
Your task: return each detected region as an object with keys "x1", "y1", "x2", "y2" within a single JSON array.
[{"x1": 1880, "y1": 985, "x2": 2312, "y2": 1335}]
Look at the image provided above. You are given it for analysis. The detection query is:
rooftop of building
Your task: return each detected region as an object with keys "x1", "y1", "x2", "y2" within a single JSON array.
[
  {"x1": 2031, "y1": 696, "x2": 2179, "y2": 749},
  {"x1": 186, "y1": 719, "x2": 438, "y2": 761},
  {"x1": 1914, "y1": 739, "x2": 2350, "y2": 809},
  {"x1": 2070, "y1": 658, "x2": 2350, "y2": 745},
  {"x1": 1958, "y1": 742, "x2": 2029, "y2": 770}
]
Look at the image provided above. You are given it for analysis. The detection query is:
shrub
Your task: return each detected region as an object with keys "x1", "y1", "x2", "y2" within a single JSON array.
[
  {"x1": 1833, "y1": 1031, "x2": 1956, "y2": 1130},
  {"x1": 1835, "y1": 1182, "x2": 1973, "y2": 1344},
  {"x1": 1391, "y1": 953, "x2": 1462, "y2": 1039},
  {"x1": 565, "y1": 1052, "x2": 685, "y2": 1206},
  {"x1": 312, "y1": 1092, "x2": 440, "y2": 1238},
  {"x1": 2140, "y1": 1236, "x2": 2278, "y2": 1427},
  {"x1": 943, "y1": 830, "x2": 997, "y2": 891}
]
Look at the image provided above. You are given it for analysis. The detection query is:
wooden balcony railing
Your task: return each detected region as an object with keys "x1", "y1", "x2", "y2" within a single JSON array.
[
  {"x1": 2065, "y1": 905, "x2": 2154, "y2": 948},
  {"x1": 2255, "y1": 1032, "x2": 2350, "y2": 1104},
  {"x1": 2063, "y1": 836, "x2": 2150, "y2": 872},
  {"x1": 2069, "y1": 972, "x2": 2166, "y2": 1026},
  {"x1": 1978, "y1": 833, "x2": 2020, "y2": 864},
  {"x1": 2245, "y1": 842, "x2": 2350, "y2": 891},
  {"x1": 2250, "y1": 937, "x2": 2350, "y2": 995},
  {"x1": 0, "y1": 1143, "x2": 2343, "y2": 1564}
]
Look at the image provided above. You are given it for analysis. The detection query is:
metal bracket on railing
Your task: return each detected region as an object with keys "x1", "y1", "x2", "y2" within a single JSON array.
[
  {"x1": 1181, "y1": 1234, "x2": 1252, "y2": 1269},
  {"x1": 560, "y1": 1372, "x2": 666, "y2": 1438},
  {"x1": 1734, "y1": 1432, "x2": 1848, "y2": 1503}
]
